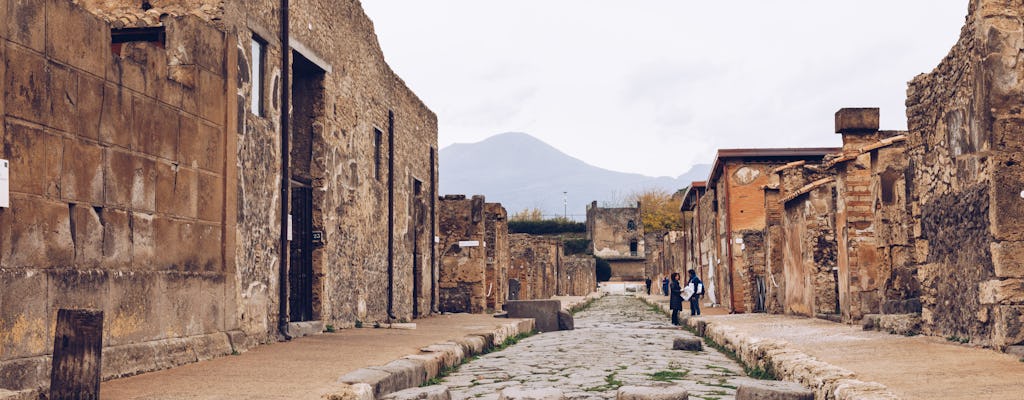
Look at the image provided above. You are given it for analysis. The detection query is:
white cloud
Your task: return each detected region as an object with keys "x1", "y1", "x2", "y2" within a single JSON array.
[{"x1": 362, "y1": 0, "x2": 968, "y2": 176}]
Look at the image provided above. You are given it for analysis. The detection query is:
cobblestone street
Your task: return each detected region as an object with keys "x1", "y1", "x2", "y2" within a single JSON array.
[{"x1": 443, "y1": 295, "x2": 760, "y2": 400}]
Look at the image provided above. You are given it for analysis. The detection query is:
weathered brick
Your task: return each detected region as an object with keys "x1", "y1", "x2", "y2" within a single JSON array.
[
  {"x1": 197, "y1": 69, "x2": 225, "y2": 123},
  {"x1": 5, "y1": 43, "x2": 48, "y2": 124},
  {"x1": 44, "y1": 0, "x2": 107, "y2": 77},
  {"x1": 196, "y1": 222, "x2": 222, "y2": 272},
  {"x1": 4, "y1": 123, "x2": 63, "y2": 197},
  {"x1": 0, "y1": 269, "x2": 49, "y2": 359},
  {"x1": 132, "y1": 96, "x2": 180, "y2": 159},
  {"x1": 979, "y1": 279, "x2": 1024, "y2": 305},
  {"x1": 155, "y1": 163, "x2": 197, "y2": 218},
  {"x1": 70, "y1": 204, "x2": 104, "y2": 267},
  {"x1": 76, "y1": 73, "x2": 103, "y2": 140},
  {"x1": 131, "y1": 212, "x2": 155, "y2": 269},
  {"x1": 990, "y1": 160, "x2": 1024, "y2": 241},
  {"x1": 102, "y1": 208, "x2": 132, "y2": 268},
  {"x1": 61, "y1": 138, "x2": 105, "y2": 204},
  {"x1": 106, "y1": 271, "x2": 160, "y2": 346}
]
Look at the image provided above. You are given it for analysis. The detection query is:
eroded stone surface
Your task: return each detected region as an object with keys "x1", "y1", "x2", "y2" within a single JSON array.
[{"x1": 444, "y1": 295, "x2": 755, "y2": 400}]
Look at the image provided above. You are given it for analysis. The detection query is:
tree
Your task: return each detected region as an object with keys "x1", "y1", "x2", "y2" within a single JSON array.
[
  {"x1": 627, "y1": 188, "x2": 684, "y2": 233},
  {"x1": 509, "y1": 207, "x2": 544, "y2": 222}
]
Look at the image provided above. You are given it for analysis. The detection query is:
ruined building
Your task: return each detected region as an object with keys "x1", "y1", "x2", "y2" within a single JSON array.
[
  {"x1": 0, "y1": 0, "x2": 437, "y2": 392},
  {"x1": 437, "y1": 195, "x2": 510, "y2": 313},
  {"x1": 586, "y1": 201, "x2": 645, "y2": 281},
  {"x1": 700, "y1": 148, "x2": 838, "y2": 313}
]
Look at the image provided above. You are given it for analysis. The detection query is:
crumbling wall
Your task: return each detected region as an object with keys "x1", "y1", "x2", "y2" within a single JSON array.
[
  {"x1": 561, "y1": 256, "x2": 597, "y2": 296},
  {"x1": 0, "y1": 0, "x2": 237, "y2": 390},
  {"x1": 906, "y1": 0, "x2": 1024, "y2": 348},
  {"x1": 586, "y1": 202, "x2": 644, "y2": 259},
  {"x1": 780, "y1": 167, "x2": 838, "y2": 317},
  {"x1": 508, "y1": 234, "x2": 563, "y2": 300},
  {"x1": 721, "y1": 162, "x2": 778, "y2": 313},
  {"x1": 697, "y1": 189, "x2": 720, "y2": 304},
  {"x1": 871, "y1": 145, "x2": 919, "y2": 314},
  {"x1": 763, "y1": 188, "x2": 786, "y2": 314},
  {"x1": 438, "y1": 195, "x2": 486, "y2": 313},
  {"x1": 643, "y1": 232, "x2": 665, "y2": 281},
  {"x1": 484, "y1": 203, "x2": 509, "y2": 311}
]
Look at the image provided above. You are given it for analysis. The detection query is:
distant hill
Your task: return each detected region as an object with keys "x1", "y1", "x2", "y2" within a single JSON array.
[{"x1": 439, "y1": 132, "x2": 711, "y2": 220}]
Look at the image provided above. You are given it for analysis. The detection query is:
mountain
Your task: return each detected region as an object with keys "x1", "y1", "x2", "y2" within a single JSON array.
[{"x1": 439, "y1": 132, "x2": 711, "y2": 220}]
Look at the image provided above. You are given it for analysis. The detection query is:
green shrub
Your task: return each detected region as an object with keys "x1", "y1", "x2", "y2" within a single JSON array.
[
  {"x1": 509, "y1": 219, "x2": 585, "y2": 235},
  {"x1": 563, "y1": 239, "x2": 591, "y2": 255}
]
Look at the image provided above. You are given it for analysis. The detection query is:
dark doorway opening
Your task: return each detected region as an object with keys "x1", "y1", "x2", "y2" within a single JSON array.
[
  {"x1": 411, "y1": 179, "x2": 425, "y2": 317},
  {"x1": 287, "y1": 51, "x2": 325, "y2": 323}
]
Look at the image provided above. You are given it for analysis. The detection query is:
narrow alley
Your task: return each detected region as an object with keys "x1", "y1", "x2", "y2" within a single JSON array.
[{"x1": 443, "y1": 295, "x2": 761, "y2": 400}]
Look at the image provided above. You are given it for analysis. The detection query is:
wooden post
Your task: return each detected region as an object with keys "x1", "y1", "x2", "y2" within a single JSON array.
[{"x1": 50, "y1": 309, "x2": 103, "y2": 400}]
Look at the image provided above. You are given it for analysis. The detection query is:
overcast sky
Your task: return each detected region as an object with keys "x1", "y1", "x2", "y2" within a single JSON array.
[{"x1": 361, "y1": 1, "x2": 969, "y2": 177}]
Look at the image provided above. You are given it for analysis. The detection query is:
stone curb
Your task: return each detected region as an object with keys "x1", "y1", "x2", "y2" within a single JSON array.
[
  {"x1": 330, "y1": 318, "x2": 536, "y2": 399},
  {"x1": 684, "y1": 317, "x2": 900, "y2": 400},
  {"x1": 634, "y1": 294, "x2": 899, "y2": 400}
]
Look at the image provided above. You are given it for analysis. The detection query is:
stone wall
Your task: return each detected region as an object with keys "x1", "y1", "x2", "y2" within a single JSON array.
[
  {"x1": 643, "y1": 232, "x2": 665, "y2": 282},
  {"x1": 696, "y1": 188, "x2": 720, "y2": 305},
  {"x1": 561, "y1": 255, "x2": 597, "y2": 296},
  {"x1": 0, "y1": 0, "x2": 237, "y2": 390},
  {"x1": 0, "y1": 0, "x2": 439, "y2": 391},
  {"x1": 586, "y1": 201, "x2": 644, "y2": 261},
  {"x1": 484, "y1": 203, "x2": 509, "y2": 311},
  {"x1": 905, "y1": 0, "x2": 1024, "y2": 348},
  {"x1": 508, "y1": 234, "x2": 562, "y2": 300},
  {"x1": 779, "y1": 166, "x2": 839, "y2": 317},
  {"x1": 438, "y1": 195, "x2": 486, "y2": 313}
]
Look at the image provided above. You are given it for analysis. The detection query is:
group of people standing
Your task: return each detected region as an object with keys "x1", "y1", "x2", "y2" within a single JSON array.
[{"x1": 643, "y1": 271, "x2": 704, "y2": 325}]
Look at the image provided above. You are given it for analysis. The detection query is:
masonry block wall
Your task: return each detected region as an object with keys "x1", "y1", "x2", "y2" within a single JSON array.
[
  {"x1": 438, "y1": 195, "x2": 487, "y2": 313},
  {"x1": 906, "y1": 0, "x2": 1024, "y2": 348},
  {"x1": 561, "y1": 255, "x2": 597, "y2": 296},
  {"x1": 643, "y1": 232, "x2": 665, "y2": 282},
  {"x1": 586, "y1": 202, "x2": 644, "y2": 281},
  {"x1": 696, "y1": 188, "x2": 720, "y2": 304},
  {"x1": 0, "y1": 0, "x2": 237, "y2": 390},
  {"x1": 484, "y1": 203, "x2": 509, "y2": 311},
  {"x1": 779, "y1": 166, "x2": 838, "y2": 317},
  {"x1": 508, "y1": 234, "x2": 563, "y2": 300}
]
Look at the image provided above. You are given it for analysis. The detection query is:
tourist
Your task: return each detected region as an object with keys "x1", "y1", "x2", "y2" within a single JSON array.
[
  {"x1": 661, "y1": 276, "x2": 669, "y2": 296},
  {"x1": 687, "y1": 269, "x2": 704, "y2": 316},
  {"x1": 669, "y1": 272, "x2": 683, "y2": 325},
  {"x1": 644, "y1": 277, "x2": 652, "y2": 295}
]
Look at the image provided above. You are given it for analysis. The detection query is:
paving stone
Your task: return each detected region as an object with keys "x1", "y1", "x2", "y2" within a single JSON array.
[
  {"x1": 735, "y1": 381, "x2": 813, "y2": 400},
  {"x1": 672, "y1": 337, "x2": 702, "y2": 352},
  {"x1": 558, "y1": 310, "x2": 575, "y2": 330},
  {"x1": 499, "y1": 387, "x2": 564, "y2": 400},
  {"x1": 380, "y1": 385, "x2": 451, "y2": 400},
  {"x1": 443, "y1": 295, "x2": 747, "y2": 400},
  {"x1": 616, "y1": 384, "x2": 688, "y2": 400}
]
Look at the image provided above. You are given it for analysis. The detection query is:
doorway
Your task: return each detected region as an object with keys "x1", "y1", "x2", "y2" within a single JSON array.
[{"x1": 287, "y1": 51, "x2": 325, "y2": 323}]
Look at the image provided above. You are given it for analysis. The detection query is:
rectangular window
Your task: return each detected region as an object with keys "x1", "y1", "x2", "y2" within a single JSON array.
[
  {"x1": 250, "y1": 35, "x2": 267, "y2": 116},
  {"x1": 374, "y1": 128, "x2": 383, "y2": 181}
]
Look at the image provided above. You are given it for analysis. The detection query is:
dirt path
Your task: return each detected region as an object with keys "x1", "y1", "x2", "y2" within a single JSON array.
[{"x1": 101, "y1": 314, "x2": 529, "y2": 400}]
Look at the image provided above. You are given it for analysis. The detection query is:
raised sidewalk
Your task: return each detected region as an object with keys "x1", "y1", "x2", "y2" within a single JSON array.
[{"x1": 639, "y1": 293, "x2": 1024, "y2": 400}]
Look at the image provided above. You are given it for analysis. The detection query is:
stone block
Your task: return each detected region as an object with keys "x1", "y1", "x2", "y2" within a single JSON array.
[
  {"x1": 189, "y1": 332, "x2": 232, "y2": 362},
  {"x1": 617, "y1": 384, "x2": 689, "y2": 400},
  {"x1": 979, "y1": 279, "x2": 1024, "y2": 305},
  {"x1": 374, "y1": 358, "x2": 427, "y2": 393},
  {"x1": 76, "y1": 73, "x2": 103, "y2": 140},
  {"x1": 321, "y1": 383, "x2": 374, "y2": 400},
  {"x1": 70, "y1": 204, "x2": 104, "y2": 267},
  {"x1": 735, "y1": 381, "x2": 813, "y2": 400},
  {"x1": 197, "y1": 172, "x2": 224, "y2": 222},
  {"x1": 106, "y1": 271, "x2": 160, "y2": 346},
  {"x1": 166, "y1": 16, "x2": 226, "y2": 76},
  {"x1": 454, "y1": 334, "x2": 487, "y2": 356},
  {"x1": 5, "y1": 197, "x2": 74, "y2": 269},
  {"x1": 7, "y1": 0, "x2": 45, "y2": 52},
  {"x1": 419, "y1": 342, "x2": 465, "y2": 370},
  {"x1": 196, "y1": 222, "x2": 222, "y2": 271},
  {"x1": 835, "y1": 108, "x2": 880, "y2": 134},
  {"x1": 283, "y1": 320, "x2": 324, "y2": 338},
  {"x1": 99, "y1": 84, "x2": 133, "y2": 148},
  {"x1": 499, "y1": 388, "x2": 564, "y2": 400},
  {"x1": 992, "y1": 241, "x2": 1024, "y2": 278},
  {"x1": 557, "y1": 310, "x2": 574, "y2": 330},
  {"x1": 403, "y1": 353, "x2": 445, "y2": 380},
  {"x1": 155, "y1": 163, "x2": 197, "y2": 218},
  {"x1": 61, "y1": 138, "x2": 104, "y2": 204},
  {"x1": 44, "y1": 0, "x2": 107, "y2": 77},
  {"x1": 198, "y1": 69, "x2": 225, "y2": 123},
  {"x1": 672, "y1": 337, "x2": 703, "y2": 351},
  {"x1": 0, "y1": 356, "x2": 49, "y2": 393},
  {"x1": 131, "y1": 212, "x2": 155, "y2": 268},
  {"x1": 0, "y1": 269, "x2": 49, "y2": 359},
  {"x1": 338, "y1": 368, "x2": 395, "y2": 399},
  {"x1": 132, "y1": 96, "x2": 180, "y2": 160},
  {"x1": 379, "y1": 385, "x2": 450, "y2": 400},
  {"x1": 4, "y1": 44, "x2": 47, "y2": 125},
  {"x1": 100, "y1": 208, "x2": 131, "y2": 267},
  {"x1": 47, "y1": 62, "x2": 78, "y2": 134},
  {"x1": 992, "y1": 160, "x2": 1024, "y2": 241},
  {"x1": 161, "y1": 272, "x2": 208, "y2": 337},
  {"x1": 504, "y1": 300, "x2": 561, "y2": 332},
  {"x1": 4, "y1": 123, "x2": 62, "y2": 197}
]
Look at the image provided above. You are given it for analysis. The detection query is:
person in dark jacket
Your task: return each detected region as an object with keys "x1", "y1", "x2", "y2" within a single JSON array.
[
  {"x1": 661, "y1": 277, "x2": 670, "y2": 296},
  {"x1": 644, "y1": 277, "x2": 652, "y2": 295},
  {"x1": 687, "y1": 269, "x2": 703, "y2": 316},
  {"x1": 669, "y1": 272, "x2": 682, "y2": 325}
]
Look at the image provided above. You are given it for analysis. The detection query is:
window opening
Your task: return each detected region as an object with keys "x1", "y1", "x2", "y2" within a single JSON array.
[
  {"x1": 374, "y1": 128, "x2": 383, "y2": 181},
  {"x1": 251, "y1": 35, "x2": 267, "y2": 116},
  {"x1": 110, "y1": 27, "x2": 165, "y2": 55},
  {"x1": 630, "y1": 240, "x2": 638, "y2": 256}
]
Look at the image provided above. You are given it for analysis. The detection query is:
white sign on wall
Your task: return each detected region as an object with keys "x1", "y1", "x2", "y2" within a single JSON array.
[
  {"x1": 458, "y1": 240, "x2": 480, "y2": 247},
  {"x1": 0, "y1": 160, "x2": 9, "y2": 208}
]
